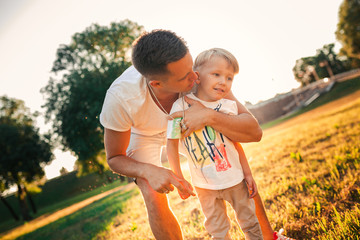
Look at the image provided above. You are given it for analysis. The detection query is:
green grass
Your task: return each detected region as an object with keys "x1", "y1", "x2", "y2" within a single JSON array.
[
  {"x1": 0, "y1": 170, "x2": 123, "y2": 224},
  {"x1": 33, "y1": 180, "x2": 126, "y2": 218},
  {"x1": 15, "y1": 188, "x2": 137, "y2": 240},
  {"x1": 0, "y1": 179, "x2": 125, "y2": 234},
  {"x1": 261, "y1": 77, "x2": 360, "y2": 129},
  {"x1": 315, "y1": 206, "x2": 360, "y2": 240},
  {"x1": 32, "y1": 171, "x2": 123, "y2": 211},
  {"x1": 2, "y1": 77, "x2": 360, "y2": 240},
  {"x1": 98, "y1": 86, "x2": 360, "y2": 239},
  {"x1": 246, "y1": 95, "x2": 360, "y2": 239}
]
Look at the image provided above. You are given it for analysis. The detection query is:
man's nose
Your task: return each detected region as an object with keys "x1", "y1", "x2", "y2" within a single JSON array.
[{"x1": 189, "y1": 71, "x2": 198, "y2": 81}]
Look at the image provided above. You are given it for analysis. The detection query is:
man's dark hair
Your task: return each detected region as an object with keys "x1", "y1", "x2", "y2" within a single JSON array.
[{"x1": 131, "y1": 29, "x2": 188, "y2": 77}]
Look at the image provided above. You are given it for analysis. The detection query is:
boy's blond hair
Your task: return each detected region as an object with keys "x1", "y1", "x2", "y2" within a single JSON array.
[{"x1": 193, "y1": 48, "x2": 239, "y2": 74}]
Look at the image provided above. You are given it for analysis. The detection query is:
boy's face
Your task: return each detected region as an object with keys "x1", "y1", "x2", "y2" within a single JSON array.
[{"x1": 195, "y1": 56, "x2": 234, "y2": 101}]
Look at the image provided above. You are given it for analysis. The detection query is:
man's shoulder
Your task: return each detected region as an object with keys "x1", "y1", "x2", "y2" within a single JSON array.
[
  {"x1": 109, "y1": 66, "x2": 142, "y2": 88},
  {"x1": 107, "y1": 66, "x2": 146, "y2": 101}
]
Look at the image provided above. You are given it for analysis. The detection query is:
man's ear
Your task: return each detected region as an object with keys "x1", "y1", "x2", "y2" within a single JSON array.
[{"x1": 149, "y1": 80, "x2": 162, "y2": 88}]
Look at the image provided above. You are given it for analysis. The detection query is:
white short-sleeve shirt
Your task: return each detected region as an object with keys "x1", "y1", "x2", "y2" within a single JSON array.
[
  {"x1": 100, "y1": 66, "x2": 169, "y2": 136},
  {"x1": 167, "y1": 93, "x2": 244, "y2": 190}
]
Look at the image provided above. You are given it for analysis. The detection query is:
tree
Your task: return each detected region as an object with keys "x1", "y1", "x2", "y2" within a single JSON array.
[
  {"x1": 336, "y1": 0, "x2": 360, "y2": 60},
  {"x1": 292, "y1": 43, "x2": 350, "y2": 86},
  {"x1": 293, "y1": 56, "x2": 317, "y2": 86},
  {"x1": 0, "y1": 182, "x2": 19, "y2": 221},
  {"x1": 315, "y1": 43, "x2": 351, "y2": 77},
  {"x1": 41, "y1": 20, "x2": 144, "y2": 176},
  {"x1": 0, "y1": 96, "x2": 53, "y2": 221},
  {"x1": 59, "y1": 167, "x2": 69, "y2": 176}
]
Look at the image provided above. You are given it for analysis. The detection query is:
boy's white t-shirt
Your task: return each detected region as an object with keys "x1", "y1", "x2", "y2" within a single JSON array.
[
  {"x1": 167, "y1": 93, "x2": 244, "y2": 190},
  {"x1": 100, "y1": 66, "x2": 169, "y2": 136}
]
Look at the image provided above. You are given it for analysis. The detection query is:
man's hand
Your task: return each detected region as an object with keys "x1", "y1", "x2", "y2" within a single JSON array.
[
  {"x1": 169, "y1": 96, "x2": 211, "y2": 138},
  {"x1": 144, "y1": 164, "x2": 195, "y2": 196},
  {"x1": 244, "y1": 175, "x2": 258, "y2": 198}
]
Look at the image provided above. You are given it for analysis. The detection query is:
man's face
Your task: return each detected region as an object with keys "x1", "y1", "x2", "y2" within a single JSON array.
[{"x1": 160, "y1": 52, "x2": 198, "y2": 93}]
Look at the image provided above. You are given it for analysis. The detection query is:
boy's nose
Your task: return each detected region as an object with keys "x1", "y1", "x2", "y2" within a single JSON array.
[{"x1": 219, "y1": 77, "x2": 226, "y2": 84}]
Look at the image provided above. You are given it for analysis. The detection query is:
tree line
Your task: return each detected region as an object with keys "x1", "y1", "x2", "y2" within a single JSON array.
[
  {"x1": 1, "y1": 0, "x2": 359, "y2": 221},
  {"x1": 0, "y1": 20, "x2": 143, "y2": 221},
  {"x1": 293, "y1": 0, "x2": 360, "y2": 86}
]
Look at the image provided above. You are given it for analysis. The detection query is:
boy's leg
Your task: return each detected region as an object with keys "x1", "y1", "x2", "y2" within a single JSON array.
[
  {"x1": 195, "y1": 187, "x2": 232, "y2": 240},
  {"x1": 137, "y1": 178, "x2": 183, "y2": 240},
  {"x1": 225, "y1": 181, "x2": 263, "y2": 240},
  {"x1": 253, "y1": 193, "x2": 274, "y2": 240}
]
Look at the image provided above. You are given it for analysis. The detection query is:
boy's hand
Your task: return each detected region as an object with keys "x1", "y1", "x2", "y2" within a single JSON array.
[
  {"x1": 244, "y1": 175, "x2": 258, "y2": 198},
  {"x1": 177, "y1": 189, "x2": 191, "y2": 200},
  {"x1": 177, "y1": 178, "x2": 195, "y2": 200}
]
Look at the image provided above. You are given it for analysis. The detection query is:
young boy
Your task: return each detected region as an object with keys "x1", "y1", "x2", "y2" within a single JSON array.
[{"x1": 167, "y1": 48, "x2": 263, "y2": 240}]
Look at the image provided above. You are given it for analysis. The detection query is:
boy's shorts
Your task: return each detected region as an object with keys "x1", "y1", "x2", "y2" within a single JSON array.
[{"x1": 195, "y1": 181, "x2": 263, "y2": 240}]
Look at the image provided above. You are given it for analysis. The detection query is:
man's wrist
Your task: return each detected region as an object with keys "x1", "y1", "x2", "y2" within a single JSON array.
[
  {"x1": 204, "y1": 108, "x2": 216, "y2": 126},
  {"x1": 139, "y1": 162, "x2": 156, "y2": 180}
]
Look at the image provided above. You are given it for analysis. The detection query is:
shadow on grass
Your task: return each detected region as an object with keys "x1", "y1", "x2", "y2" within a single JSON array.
[{"x1": 15, "y1": 189, "x2": 137, "y2": 240}]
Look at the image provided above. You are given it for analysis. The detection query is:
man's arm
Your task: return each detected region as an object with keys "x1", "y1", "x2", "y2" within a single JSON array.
[
  {"x1": 104, "y1": 128, "x2": 191, "y2": 194},
  {"x1": 170, "y1": 91, "x2": 262, "y2": 142},
  {"x1": 224, "y1": 90, "x2": 263, "y2": 141}
]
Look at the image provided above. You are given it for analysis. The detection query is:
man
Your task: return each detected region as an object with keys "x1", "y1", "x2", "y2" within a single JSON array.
[{"x1": 100, "y1": 30, "x2": 265, "y2": 240}]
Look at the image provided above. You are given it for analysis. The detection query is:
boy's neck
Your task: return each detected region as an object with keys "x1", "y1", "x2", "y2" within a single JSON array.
[{"x1": 193, "y1": 91, "x2": 219, "y2": 103}]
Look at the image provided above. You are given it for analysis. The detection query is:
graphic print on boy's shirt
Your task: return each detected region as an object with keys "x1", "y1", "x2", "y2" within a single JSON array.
[
  {"x1": 181, "y1": 103, "x2": 232, "y2": 182},
  {"x1": 167, "y1": 93, "x2": 245, "y2": 189}
]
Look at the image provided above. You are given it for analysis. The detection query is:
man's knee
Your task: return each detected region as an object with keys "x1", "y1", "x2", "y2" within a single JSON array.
[
  {"x1": 137, "y1": 179, "x2": 170, "y2": 213},
  {"x1": 137, "y1": 179, "x2": 183, "y2": 240}
]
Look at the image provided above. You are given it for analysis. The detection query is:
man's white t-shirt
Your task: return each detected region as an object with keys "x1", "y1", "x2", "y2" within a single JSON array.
[
  {"x1": 167, "y1": 93, "x2": 244, "y2": 190},
  {"x1": 100, "y1": 66, "x2": 169, "y2": 136}
]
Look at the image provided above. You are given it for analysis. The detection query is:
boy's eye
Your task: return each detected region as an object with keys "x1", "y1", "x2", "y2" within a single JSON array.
[
  {"x1": 213, "y1": 73, "x2": 219, "y2": 76},
  {"x1": 227, "y1": 77, "x2": 233, "y2": 81}
]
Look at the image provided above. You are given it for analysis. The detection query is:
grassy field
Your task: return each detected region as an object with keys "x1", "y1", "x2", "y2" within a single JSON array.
[
  {"x1": 95, "y1": 89, "x2": 360, "y2": 240},
  {"x1": 13, "y1": 187, "x2": 137, "y2": 240},
  {"x1": 2, "y1": 80, "x2": 359, "y2": 240},
  {"x1": 0, "y1": 171, "x2": 124, "y2": 234}
]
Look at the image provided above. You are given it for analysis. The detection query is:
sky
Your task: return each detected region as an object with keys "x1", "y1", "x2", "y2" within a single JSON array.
[{"x1": 0, "y1": 0, "x2": 343, "y2": 179}]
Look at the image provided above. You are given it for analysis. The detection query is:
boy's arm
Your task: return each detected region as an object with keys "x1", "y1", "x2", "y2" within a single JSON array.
[
  {"x1": 167, "y1": 138, "x2": 195, "y2": 199},
  {"x1": 167, "y1": 139, "x2": 184, "y2": 178},
  {"x1": 233, "y1": 141, "x2": 258, "y2": 198},
  {"x1": 170, "y1": 91, "x2": 262, "y2": 142}
]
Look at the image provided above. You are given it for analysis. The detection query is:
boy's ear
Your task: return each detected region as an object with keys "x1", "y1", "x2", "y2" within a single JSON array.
[{"x1": 195, "y1": 71, "x2": 200, "y2": 84}]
